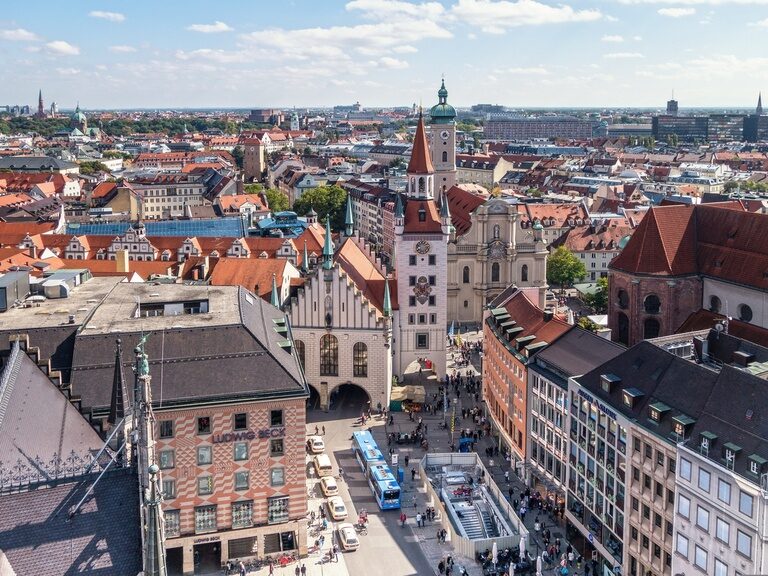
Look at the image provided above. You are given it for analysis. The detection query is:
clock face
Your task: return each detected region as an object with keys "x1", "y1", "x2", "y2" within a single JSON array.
[
  {"x1": 415, "y1": 240, "x2": 431, "y2": 254},
  {"x1": 440, "y1": 130, "x2": 450, "y2": 140}
]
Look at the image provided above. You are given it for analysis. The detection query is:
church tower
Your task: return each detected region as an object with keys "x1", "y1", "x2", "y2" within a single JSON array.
[
  {"x1": 429, "y1": 79, "x2": 457, "y2": 192},
  {"x1": 393, "y1": 112, "x2": 449, "y2": 380}
]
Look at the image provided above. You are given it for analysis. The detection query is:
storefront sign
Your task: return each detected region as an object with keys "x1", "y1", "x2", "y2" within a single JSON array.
[
  {"x1": 212, "y1": 427, "x2": 285, "y2": 444},
  {"x1": 193, "y1": 535, "x2": 220, "y2": 544},
  {"x1": 578, "y1": 389, "x2": 617, "y2": 420}
]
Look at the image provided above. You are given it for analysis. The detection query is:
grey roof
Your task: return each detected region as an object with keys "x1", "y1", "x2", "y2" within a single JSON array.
[
  {"x1": 70, "y1": 284, "x2": 307, "y2": 414},
  {"x1": 0, "y1": 344, "x2": 106, "y2": 479},
  {"x1": 0, "y1": 156, "x2": 78, "y2": 171},
  {"x1": 0, "y1": 470, "x2": 142, "y2": 576},
  {"x1": 534, "y1": 327, "x2": 624, "y2": 381}
]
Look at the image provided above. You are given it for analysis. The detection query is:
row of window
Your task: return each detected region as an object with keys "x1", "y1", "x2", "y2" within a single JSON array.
[
  {"x1": 408, "y1": 254, "x2": 437, "y2": 266},
  {"x1": 710, "y1": 295, "x2": 754, "y2": 323},
  {"x1": 165, "y1": 496, "x2": 291, "y2": 536},
  {"x1": 461, "y1": 264, "x2": 529, "y2": 283},
  {"x1": 628, "y1": 527, "x2": 672, "y2": 567},
  {"x1": 161, "y1": 467, "x2": 285, "y2": 499},
  {"x1": 679, "y1": 457, "x2": 754, "y2": 518},
  {"x1": 407, "y1": 313, "x2": 439, "y2": 325},
  {"x1": 408, "y1": 295, "x2": 437, "y2": 307},
  {"x1": 159, "y1": 438, "x2": 284, "y2": 471},
  {"x1": 159, "y1": 410, "x2": 283, "y2": 438},
  {"x1": 677, "y1": 496, "x2": 752, "y2": 557},
  {"x1": 676, "y1": 533, "x2": 738, "y2": 575},
  {"x1": 294, "y1": 337, "x2": 368, "y2": 378}
]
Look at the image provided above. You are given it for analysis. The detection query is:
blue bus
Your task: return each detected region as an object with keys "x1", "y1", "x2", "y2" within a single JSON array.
[
  {"x1": 351, "y1": 430, "x2": 385, "y2": 472},
  {"x1": 367, "y1": 463, "x2": 401, "y2": 510}
]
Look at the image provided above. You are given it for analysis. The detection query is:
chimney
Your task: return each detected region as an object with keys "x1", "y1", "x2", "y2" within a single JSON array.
[
  {"x1": 543, "y1": 309, "x2": 554, "y2": 322},
  {"x1": 732, "y1": 350, "x2": 755, "y2": 367},
  {"x1": 29, "y1": 244, "x2": 38, "y2": 260},
  {"x1": 200, "y1": 255, "x2": 210, "y2": 279},
  {"x1": 116, "y1": 249, "x2": 130, "y2": 274}
]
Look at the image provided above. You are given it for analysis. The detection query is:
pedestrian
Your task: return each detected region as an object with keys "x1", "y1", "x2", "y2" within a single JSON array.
[
  {"x1": 314, "y1": 425, "x2": 319, "y2": 435},
  {"x1": 416, "y1": 512, "x2": 422, "y2": 527},
  {"x1": 400, "y1": 511, "x2": 407, "y2": 527},
  {"x1": 534, "y1": 517, "x2": 541, "y2": 533},
  {"x1": 239, "y1": 561, "x2": 246, "y2": 576},
  {"x1": 568, "y1": 551, "x2": 575, "y2": 567},
  {"x1": 411, "y1": 468, "x2": 416, "y2": 481},
  {"x1": 269, "y1": 562, "x2": 274, "y2": 575},
  {"x1": 447, "y1": 554, "x2": 453, "y2": 568},
  {"x1": 322, "y1": 425, "x2": 326, "y2": 435},
  {"x1": 437, "y1": 529, "x2": 442, "y2": 543},
  {"x1": 404, "y1": 454, "x2": 410, "y2": 468},
  {"x1": 300, "y1": 565, "x2": 306, "y2": 576},
  {"x1": 295, "y1": 565, "x2": 300, "y2": 576},
  {"x1": 504, "y1": 470, "x2": 509, "y2": 483}
]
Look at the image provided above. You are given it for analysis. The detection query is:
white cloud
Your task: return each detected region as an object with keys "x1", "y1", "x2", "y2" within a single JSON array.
[
  {"x1": 658, "y1": 7, "x2": 696, "y2": 16},
  {"x1": 379, "y1": 56, "x2": 409, "y2": 69},
  {"x1": 187, "y1": 21, "x2": 233, "y2": 33},
  {"x1": 0, "y1": 28, "x2": 40, "y2": 41},
  {"x1": 633, "y1": 35, "x2": 643, "y2": 40},
  {"x1": 393, "y1": 45, "x2": 418, "y2": 53},
  {"x1": 175, "y1": 48, "x2": 248, "y2": 63},
  {"x1": 46, "y1": 40, "x2": 80, "y2": 55},
  {"x1": 604, "y1": 51, "x2": 645, "y2": 58},
  {"x1": 347, "y1": 0, "x2": 446, "y2": 20},
  {"x1": 506, "y1": 66, "x2": 550, "y2": 75},
  {"x1": 620, "y1": 0, "x2": 768, "y2": 3},
  {"x1": 56, "y1": 67, "x2": 80, "y2": 75},
  {"x1": 602, "y1": 34, "x2": 624, "y2": 42},
  {"x1": 88, "y1": 10, "x2": 125, "y2": 22},
  {"x1": 109, "y1": 45, "x2": 137, "y2": 53},
  {"x1": 450, "y1": 0, "x2": 605, "y2": 34},
  {"x1": 749, "y1": 17, "x2": 768, "y2": 25}
]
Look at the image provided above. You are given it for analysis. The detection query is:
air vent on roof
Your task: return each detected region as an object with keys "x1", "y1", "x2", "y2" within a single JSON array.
[{"x1": 733, "y1": 350, "x2": 755, "y2": 367}]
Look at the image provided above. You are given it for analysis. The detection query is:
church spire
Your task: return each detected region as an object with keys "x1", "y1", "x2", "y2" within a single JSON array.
[
  {"x1": 322, "y1": 216, "x2": 333, "y2": 270},
  {"x1": 270, "y1": 273, "x2": 280, "y2": 307},
  {"x1": 758, "y1": 92, "x2": 764, "y2": 116},
  {"x1": 394, "y1": 192, "x2": 404, "y2": 219},
  {"x1": 108, "y1": 338, "x2": 127, "y2": 425},
  {"x1": 302, "y1": 239, "x2": 309, "y2": 273},
  {"x1": 344, "y1": 194, "x2": 355, "y2": 237},
  {"x1": 407, "y1": 111, "x2": 434, "y2": 175},
  {"x1": 383, "y1": 275, "x2": 392, "y2": 318},
  {"x1": 144, "y1": 464, "x2": 168, "y2": 576}
]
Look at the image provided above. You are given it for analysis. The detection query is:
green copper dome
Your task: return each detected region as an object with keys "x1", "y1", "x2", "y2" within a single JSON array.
[
  {"x1": 71, "y1": 104, "x2": 86, "y2": 123},
  {"x1": 430, "y1": 79, "x2": 456, "y2": 125}
]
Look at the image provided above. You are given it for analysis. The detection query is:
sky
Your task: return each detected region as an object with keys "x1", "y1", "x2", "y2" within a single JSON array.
[{"x1": 2, "y1": 0, "x2": 768, "y2": 110}]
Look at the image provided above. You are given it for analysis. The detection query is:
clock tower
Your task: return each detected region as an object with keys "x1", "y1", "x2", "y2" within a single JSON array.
[
  {"x1": 393, "y1": 112, "x2": 451, "y2": 379},
  {"x1": 429, "y1": 79, "x2": 457, "y2": 192}
]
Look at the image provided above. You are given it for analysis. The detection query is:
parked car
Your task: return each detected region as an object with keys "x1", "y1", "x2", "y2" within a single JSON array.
[
  {"x1": 306, "y1": 435, "x2": 325, "y2": 454},
  {"x1": 327, "y1": 496, "x2": 348, "y2": 521},
  {"x1": 319, "y1": 475, "x2": 339, "y2": 497},
  {"x1": 337, "y1": 523, "x2": 360, "y2": 551}
]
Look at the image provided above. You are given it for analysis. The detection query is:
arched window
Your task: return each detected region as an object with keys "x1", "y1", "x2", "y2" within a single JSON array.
[
  {"x1": 617, "y1": 289, "x2": 629, "y2": 310},
  {"x1": 319, "y1": 334, "x2": 338, "y2": 376},
  {"x1": 521, "y1": 264, "x2": 528, "y2": 282},
  {"x1": 644, "y1": 294, "x2": 661, "y2": 314},
  {"x1": 442, "y1": 151, "x2": 448, "y2": 162},
  {"x1": 644, "y1": 318, "x2": 661, "y2": 339},
  {"x1": 353, "y1": 342, "x2": 368, "y2": 377},
  {"x1": 491, "y1": 262, "x2": 500, "y2": 283},
  {"x1": 294, "y1": 339, "x2": 305, "y2": 371},
  {"x1": 617, "y1": 312, "x2": 629, "y2": 346},
  {"x1": 462, "y1": 266, "x2": 470, "y2": 284},
  {"x1": 739, "y1": 304, "x2": 753, "y2": 323},
  {"x1": 493, "y1": 224, "x2": 500, "y2": 239},
  {"x1": 709, "y1": 295, "x2": 722, "y2": 314},
  {"x1": 463, "y1": 300, "x2": 469, "y2": 308},
  {"x1": 418, "y1": 177, "x2": 425, "y2": 195}
]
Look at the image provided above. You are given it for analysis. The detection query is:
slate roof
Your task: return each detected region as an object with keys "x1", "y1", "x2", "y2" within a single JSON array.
[
  {"x1": 0, "y1": 470, "x2": 142, "y2": 576},
  {"x1": 0, "y1": 156, "x2": 78, "y2": 172},
  {"x1": 534, "y1": 327, "x2": 625, "y2": 380}
]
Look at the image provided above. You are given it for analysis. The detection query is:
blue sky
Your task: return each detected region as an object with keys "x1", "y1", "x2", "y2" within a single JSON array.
[{"x1": 2, "y1": 0, "x2": 768, "y2": 109}]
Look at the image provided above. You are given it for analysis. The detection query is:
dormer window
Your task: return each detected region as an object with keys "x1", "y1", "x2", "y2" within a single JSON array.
[
  {"x1": 648, "y1": 401, "x2": 670, "y2": 422},
  {"x1": 723, "y1": 442, "x2": 741, "y2": 470},
  {"x1": 672, "y1": 414, "x2": 696, "y2": 439},
  {"x1": 622, "y1": 387, "x2": 644, "y2": 408},
  {"x1": 699, "y1": 431, "x2": 717, "y2": 455},
  {"x1": 418, "y1": 208, "x2": 426, "y2": 222},
  {"x1": 748, "y1": 455, "x2": 766, "y2": 475},
  {"x1": 601, "y1": 373, "x2": 621, "y2": 394}
]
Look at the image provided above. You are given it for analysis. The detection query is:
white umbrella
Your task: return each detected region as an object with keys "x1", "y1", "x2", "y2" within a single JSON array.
[
  {"x1": 536, "y1": 555, "x2": 543, "y2": 576},
  {"x1": 519, "y1": 536, "x2": 526, "y2": 557},
  {"x1": 492, "y1": 541, "x2": 498, "y2": 566}
]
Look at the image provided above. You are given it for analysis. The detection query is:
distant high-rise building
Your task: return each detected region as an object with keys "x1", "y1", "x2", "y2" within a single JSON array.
[{"x1": 666, "y1": 98, "x2": 678, "y2": 116}]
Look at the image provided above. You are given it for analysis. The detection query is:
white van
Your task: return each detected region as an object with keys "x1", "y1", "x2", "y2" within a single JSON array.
[{"x1": 313, "y1": 454, "x2": 333, "y2": 477}]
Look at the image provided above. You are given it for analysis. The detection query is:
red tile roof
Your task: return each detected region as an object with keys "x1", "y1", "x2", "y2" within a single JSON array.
[
  {"x1": 334, "y1": 238, "x2": 398, "y2": 315},
  {"x1": 406, "y1": 115, "x2": 434, "y2": 174},
  {"x1": 492, "y1": 289, "x2": 571, "y2": 351},
  {"x1": 403, "y1": 199, "x2": 442, "y2": 233},
  {"x1": 209, "y1": 258, "x2": 291, "y2": 297},
  {"x1": 677, "y1": 309, "x2": 768, "y2": 348},
  {"x1": 91, "y1": 181, "x2": 117, "y2": 200},
  {"x1": 446, "y1": 185, "x2": 485, "y2": 237}
]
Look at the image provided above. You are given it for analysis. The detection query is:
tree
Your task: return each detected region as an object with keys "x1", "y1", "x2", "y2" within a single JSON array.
[
  {"x1": 723, "y1": 180, "x2": 739, "y2": 193},
  {"x1": 547, "y1": 246, "x2": 586, "y2": 289},
  {"x1": 231, "y1": 145, "x2": 244, "y2": 170},
  {"x1": 583, "y1": 276, "x2": 608, "y2": 313},
  {"x1": 263, "y1": 188, "x2": 290, "y2": 213},
  {"x1": 303, "y1": 147, "x2": 312, "y2": 157},
  {"x1": 577, "y1": 316, "x2": 600, "y2": 333},
  {"x1": 78, "y1": 161, "x2": 111, "y2": 175},
  {"x1": 293, "y1": 185, "x2": 347, "y2": 229}
]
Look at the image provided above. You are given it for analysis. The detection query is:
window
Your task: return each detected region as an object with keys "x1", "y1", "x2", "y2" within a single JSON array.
[
  {"x1": 271, "y1": 467, "x2": 285, "y2": 487},
  {"x1": 644, "y1": 473, "x2": 651, "y2": 489},
  {"x1": 159, "y1": 449, "x2": 175, "y2": 469},
  {"x1": 197, "y1": 446, "x2": 213, "y2": 466},
  {"x1": 632, "y1": 497, "x2": 639, "y2": 512},
  {"x1": 353, "y1": 342, "x2": 368, "y2": 377},
  {"x1": 462, "y1": 266, "x2": 470, "y2": 283},
  {"x1": 232, "y1": 501, "x2": 253, "y2": 528},
  {"x1": 267, "y1": 496, "x2": 290, "y2": 524},
  {"x1": 197, "y1": 416, "x2": 211, "y2": 434},
  {"x1": 694, "y1": 545, "x2": 707, "y2": 570},
  {"x1": 631, "y1": 526, "x2": 638, "y2": 541},
  {"x1": 270, "y1": 410, "x2": 283, "y2": 427},
  {"x1": 430, "y1": 313, "x2": 437, "y2": 324},
  {"x1": 428, "y1": 254, "x2": 436, "y2": 265},
  {"x1": 428, "y1": 275, "x2": 436, "y2": 286},
  {"x1": 644, "y1": 294, "x2": 661, "y2": 314},
  {"x1": 416, "y1": 333, "x2": 429, "y2": 349},
  {"x1": 696, "y1": 506, "x2": 709, "y2": 531},
  {"x1": 739, "y1": 303, "x2": 753, "y2": 323},
  {"x1": 409, "y1": 275, "x2": 416, "y2": 286},
  {"x1": 633, "y1": 438, "x2": 641, "y2": 452},
  {"x1": 198, "y1": 476, "x2": 213, "y2": 495},
  {"x1": 657, "y1": 451, "x2": 665, "y2": 467},
  {"x1": 676, "y1": 533, "x2": 689, "y2": 557},
  {"x1": 717, "y1": 479, "x2": 731, "y2": 504},
  {"x1": 632, "y1": 466, "x2": 640, "y2": 481},
  {"x1": 409, "y1": 255, "x2": 416, "y2": 265},
  {"x1": 709, "y1": 295, "x2": 722, "y2": 313},
  {"x1": 644, "y1": 318, "x2": 661, "y2": 339},
  {"x1": 642, "y1": 504, "x2": 650, "y2": 520},
  {"x1": 195, "y1": 505, "x2": 217, "y2": 533},
  {"x1": 698, "y1": 468, "x2": 711, "y2": 492},
  {"x1": 716, "y1": 517, "x2": 729, "y2": 543},
  {"x1": 653, "y1": 544, "x2": 661, "y2": 558},
  {"x1": 521, "y1": 264, "x2": 528, "y2": 282},
  {"x1": 159, "y1": 420, "x2": 174, "y2": 438},
  {"x1": 428, "y1": 295, "x2": 436, "y2": 306},
  {"x1": 442, "y1": 151, "x2": 448, "y2": 162},
  {"x1": 737, "y1": 529, "x2": 752, "y2": 559},
  {"x1": 319, "y1": 334, "x2": 338, "y2": 376},
  {"x1": 234, "y1": 442, "x2": 248, "y2": 461},
  {"x1": 645, "y1": 443, "x2": 652, "y2": 459},
  {"x1": 409, "y1": 296, "x2": 416, "y2": 306},
  {"x1": 680, "y1": 458, "x2": 691, "y2": 481},
  {"x1": 294, "y1": 339, "x2": 305, "y2": 370},
  {"x1": 162, "y1": 479, "x2": 176, "y2": 499},
  {"x1": 165, "y1": 509, "x2": 181, "y2": 537},
  {"x1": 641, "y1": 535, "x2": 649, "y2": 549},
  {"x1": 714, "y1": 559, "x2": 727, "y2": 576},
  {"x1": 678, "y1": 494, "x2": 690, "y2": 519},
  {"x1": 270, "y1": 438, "x2": 284, "y2": 457},
  {"x1": 232, "y1": 412, "x2": 248, "y2": 430},
  {"x1": 739, "y1": 491, "x2": 754, "y2": 518},
  {"x1": 235, "y1": 471, "x2": 249, "y2": 491},
  {"x1": 491, "y1": 262, "x2": 500, "y2": 282},
  {"x1": 617, "y1": 289, "x2": 629, "y2": 309}
]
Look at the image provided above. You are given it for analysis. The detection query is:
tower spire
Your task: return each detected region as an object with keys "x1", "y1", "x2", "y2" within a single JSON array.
[
  {"x1": 758, "y1": 92, "x2": 764, "y2": 116},
  {"x1": 344, "y1": 194, "x2": 355, "y2": 237},
  {"x1": 322, "y1": 216, "x2": 334, "y2": 270},
  {"x1": 108, "y1": 338, "x2": 127, "y2": 425},
  {"x1": 383, "y1": 275, "x2": 392, "y2": 318},
  {"x1": 407, "y1": 111, "x2": 434, "y2": 175},
  {"x1": 270, "y1": 273, "x2": 280, "y2": 307},
  {"x1": 302, "y1": 239, "x2": 309, "y2": 273}
]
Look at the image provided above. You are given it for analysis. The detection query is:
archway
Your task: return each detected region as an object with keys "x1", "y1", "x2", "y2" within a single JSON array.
[
  {"x1": 306, "y1": 384, "x2": 321, "y2": 411},
  {"x1": 330, "y1": 383, "x2": 371, "y2": 415},
  {"x1": 617, "y1": 312, "x2": 629, "y2": 346}
]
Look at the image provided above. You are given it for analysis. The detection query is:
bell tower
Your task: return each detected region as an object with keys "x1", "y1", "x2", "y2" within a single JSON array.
[{"x1": 429, "y1": 78, "x2": 457, "y2": 192}]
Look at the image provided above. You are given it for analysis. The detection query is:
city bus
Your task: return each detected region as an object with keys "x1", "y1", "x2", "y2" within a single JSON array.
[
  {"x1": 351, "y1": 430, "x2": 385, "y2": 473},
  {"x1": 367, "y1": 463, "x2": 401, "y2": 510}
]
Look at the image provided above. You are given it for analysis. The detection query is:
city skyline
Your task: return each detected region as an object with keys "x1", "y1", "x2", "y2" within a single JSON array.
[{"x1": 3, "y1": 0, "x2": 768, "y2": 109}]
